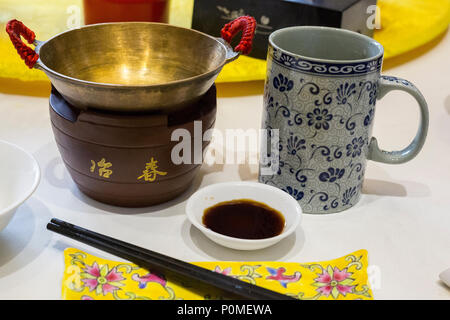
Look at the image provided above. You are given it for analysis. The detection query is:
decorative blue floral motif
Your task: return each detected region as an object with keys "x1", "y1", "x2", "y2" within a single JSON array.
[
  {"x1": 272, "y1": 47, "x2": 383, "y2": 76},
  {"x1": 336, "y1": 83, "x2": 357, "y2": 105},
  {"x1": 308, "y1": 192, "x2": 329, "y2": 204},
  {"x1": 368, "y1": 84, "x2": 377, "y2": 106},
  {"x1": 295, "y1": 168, "x2": 314, "y2": 187},
  {"x1": 342, "y1": 187, "x2": 357, "y2": 206},
  {"x1": 273, "y1": 73, "x2": 294, "y2": 92},
  {"x1": 298, "y1": 80, "x2": 332, "y2": 107},
  {"x1": 282, "y1": 186, "x2": 304, "y2": 201},
  {"x1": 323, "y1": 198, "x2": 339, "y2": 211},
  {"x1": 276, "y1": 160, "x2": 283, "y2": 175},
  {"x1": 367, "y1": 60, "x2": 379, "y2": 72},
  {"x1": 309, "y1": 145, "x2": 344, "y2": 162},
  {"x1": 346, "y1": 137, "x2": 364, "y2": 158},
  {"x1": 347, "y1": 163, "x2": 363, "y2": 179},
  {"x1": 280, "y1": 54, "x2": 296, "y2": 67},
  {"x1": 381, "y1": 75, "x2": 413, "y2": 87},
  {"x1": 266, "y1": 96, "x2": 276, "y2": 111},
  {"x1": 358, "y1": 81, "x2": 378, "y2": 107},
  {"x1": 307, "y1": 108, "x2": 333, "y2": 130},
  {"x1": 286, "y1": 133, "x2": 306, "y2": 155},
  {"x1": 319, "y1": 168, "x2": 345, "y2": 183},
  {"x1": 262, "y1": 47, "x2": 383, "y2": 213},
  {"x1": 287, "y1": 112, "x2": 303, "y2": 126},
  {"x1": 364, "y1": 108, "x2": 375, "y2": 126},
  {"x1": 266, "y1": 96, "x2": 290, "y2": 119}
]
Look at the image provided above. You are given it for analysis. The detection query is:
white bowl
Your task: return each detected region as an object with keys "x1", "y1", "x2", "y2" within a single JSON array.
[
  {"x1": 0, "y1": 140, "x2": 40, "y2": 232},
  {"x1": 186, "y1": 181, "x2": 302, "y2": 250}
]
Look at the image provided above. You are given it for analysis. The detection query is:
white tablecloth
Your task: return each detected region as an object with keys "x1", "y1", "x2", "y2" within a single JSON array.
[{"x1": 0, "y1": 31, "x2": 449, "y2": 299}]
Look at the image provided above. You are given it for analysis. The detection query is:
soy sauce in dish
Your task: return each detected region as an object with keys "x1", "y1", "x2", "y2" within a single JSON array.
[{"x1": 202, "y1": 199, "x2": 285, "y2": 240}]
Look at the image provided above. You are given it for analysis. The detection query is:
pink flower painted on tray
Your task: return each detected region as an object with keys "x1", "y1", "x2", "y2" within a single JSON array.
[
  {"x1": 312, "y1": 265, "x2": 355, "y2": 299},
  {"x1": 80, "y1": 262, "x2": 125, "y2": 296}
]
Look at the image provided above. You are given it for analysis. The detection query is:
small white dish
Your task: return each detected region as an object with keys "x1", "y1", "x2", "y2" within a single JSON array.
[
  {"x1": 0, "y1": 140, "x2": 40, "y2": 232},
  {"x1": 186, "y1": 181, "x2": 302, "y2": 250}
]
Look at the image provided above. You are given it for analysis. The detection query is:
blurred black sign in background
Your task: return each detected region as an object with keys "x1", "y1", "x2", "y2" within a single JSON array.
[{"x1": 192, "y1": 0, "x2": 378, "y2": 59}]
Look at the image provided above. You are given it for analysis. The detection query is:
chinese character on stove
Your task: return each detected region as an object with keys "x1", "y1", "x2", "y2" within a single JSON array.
[
  {"x1": 138, "y1": 157, "x2": 167, "y2": 182},
  {"x1": 90, "y1": 158, "x2": 113, "y2": 178}
]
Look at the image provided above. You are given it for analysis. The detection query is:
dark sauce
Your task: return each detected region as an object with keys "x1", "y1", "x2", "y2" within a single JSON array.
[{"x1": 202, "y1": 199, "x2": 285, "y2": 240}]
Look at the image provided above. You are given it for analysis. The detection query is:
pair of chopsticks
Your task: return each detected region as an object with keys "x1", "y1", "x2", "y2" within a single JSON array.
[{"x1": 47, "y1": 218, "x2": 295, "y2": 300}]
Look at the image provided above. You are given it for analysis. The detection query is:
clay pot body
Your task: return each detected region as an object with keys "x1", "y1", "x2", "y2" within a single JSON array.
[{"x1": 49, "y1": 85, "x2": 216, "y2": 207}]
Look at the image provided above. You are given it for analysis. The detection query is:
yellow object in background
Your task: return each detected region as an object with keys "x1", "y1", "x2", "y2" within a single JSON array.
[
  {"x1": 1, "y1": 0, "x2": 449, "y2": 85},
  {"x1": 62, "y1": 248, "x2": 373, "y2": 300},
  {"x1": 0, "y1": 0, "x2": 83, "y2": 82},
  {"x1": 375, "y1": 0, "x2": 450, "y2": 58}
]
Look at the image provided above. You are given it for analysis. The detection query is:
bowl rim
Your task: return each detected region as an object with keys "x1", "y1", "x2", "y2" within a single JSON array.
[
  {"x1": 36, "y1": 22, "x2": 230, "y2": 89},
  {"x1": 186, "y1": 181, "x2": 302, "y2": 245},
  {"x1": 269, "y1": 26, "x2": 384, "y2": 64},
  {"x1": 0, "y1": 140, "x2": 40, "y2": 217}
]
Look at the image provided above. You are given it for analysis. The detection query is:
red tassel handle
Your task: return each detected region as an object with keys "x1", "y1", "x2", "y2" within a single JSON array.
[
  {"x1": 220, "y1": 16, "x2": 256, "y2": 55},
  {"x1": 5, "y1": 19, "x2": 39, "y2": 69}
]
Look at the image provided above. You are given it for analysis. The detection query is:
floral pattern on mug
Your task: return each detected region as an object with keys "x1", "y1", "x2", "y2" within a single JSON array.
[
  {"x1": 364, "y1": 108, "x2": 375, "y2": 126},
  {"x1": 286, "y1": 133, "x2": 306, "y2": 155},
  {"x1": 261, "y1": 55, "x2": 377, "y2": 213},
  {"x1": 336, "y1": 82, "x2": 357, "y2": 105},
  {"x1": 319, "y1": 168, "x2": 345, "y2": 183},
  {"x1": 346, "y1": 137, "x2": 365, "y2": 158},
  {"x1": 342, "y1": 186, "x2": 358, "y2": 206},
  {"x1": 307, "y1": 108, "x2": 333, "y2": 130},
  {"x1": 282, "y1": 186, "x2": 304, "y2": 200},
  {"x1": 262, "y1": 28, "x2": 427, "y2": 213},
  {"x1": 273, "y1": 73, "x2": 294, "y2": 92}
]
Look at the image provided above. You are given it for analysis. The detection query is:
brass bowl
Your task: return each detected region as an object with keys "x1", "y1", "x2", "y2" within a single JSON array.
[{"x1": 9, "y1": 19, "x2": 255, "y2": 112}]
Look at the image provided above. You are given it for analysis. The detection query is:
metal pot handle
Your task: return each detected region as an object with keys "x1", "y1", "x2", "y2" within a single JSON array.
[
  {"x1": 219, "y1": 16, "x2": 256, "y2": 64},
  {"x1": 6, "y1": 19, "x2": 43, "y2": 69}
]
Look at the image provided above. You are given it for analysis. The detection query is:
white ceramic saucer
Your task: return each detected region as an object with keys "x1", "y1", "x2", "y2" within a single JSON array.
[{"x1": 186, "y1": 181, "x2": 302, "y2": 250}]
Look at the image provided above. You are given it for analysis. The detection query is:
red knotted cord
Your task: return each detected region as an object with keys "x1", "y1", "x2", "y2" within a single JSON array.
[
  {"x1": 6, "y1": 19, "x2": 39, "y2": 69},
  {"x1": 220, "y1": 16, "x2": 256, "y2": 55}
]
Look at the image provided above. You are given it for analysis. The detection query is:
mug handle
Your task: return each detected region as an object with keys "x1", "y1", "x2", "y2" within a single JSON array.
[{"x1": 367, "y1": 75, "x2": 429, "y2": 164}]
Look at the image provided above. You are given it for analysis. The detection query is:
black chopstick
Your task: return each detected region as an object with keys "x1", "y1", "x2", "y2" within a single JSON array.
[{"x1": 47, "y1": 218, "x2": 296, "y2": 300}]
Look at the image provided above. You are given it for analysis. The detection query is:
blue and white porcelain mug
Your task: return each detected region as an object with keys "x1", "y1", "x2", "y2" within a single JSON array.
[{"x1": 259, "y1": 26, "x2": 429, "y2": 214}]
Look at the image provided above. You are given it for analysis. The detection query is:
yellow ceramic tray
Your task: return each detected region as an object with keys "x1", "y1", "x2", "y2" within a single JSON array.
[{"x1": 62, "y1": 248, "x2": 373, "y2": 300}]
